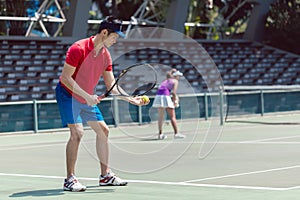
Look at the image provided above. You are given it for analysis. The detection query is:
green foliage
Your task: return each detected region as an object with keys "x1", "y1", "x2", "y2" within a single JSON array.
[
  {"x1": 265, "y1": 0, "x2": 300, "y2": 55},
  {"x1": 214, "y1": 0, "x2": 253, "y2": 26},
  {"x1": 93, "y1": 0, "x2": 142, "y2": 20},
  {"x1": 3, "y1": 0, "x2": 33, "y2": 35},
  {"x1": 187, "y1": 0, "x2": 254, "y2": 39},
  {"x1": 93, "y1": 0, "x2": 171, "y2": 22}
]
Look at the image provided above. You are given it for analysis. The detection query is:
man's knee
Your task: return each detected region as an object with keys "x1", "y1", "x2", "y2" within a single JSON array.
[{"x1": 69, "y1": 125, "x2": 84, "y2": 142}]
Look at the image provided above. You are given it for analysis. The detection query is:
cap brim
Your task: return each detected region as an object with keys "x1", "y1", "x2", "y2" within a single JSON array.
[
  {"x1": 116, "y1": 31, "x2": 125, "y2": 38},
  {"x1": 173, "y1": 72, "x2": 183, "y2": 76}
]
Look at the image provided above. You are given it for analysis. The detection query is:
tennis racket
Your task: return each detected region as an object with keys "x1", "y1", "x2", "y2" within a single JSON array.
[{"x1": 100, "y1": 63, "x2": 157, "y2": 99}]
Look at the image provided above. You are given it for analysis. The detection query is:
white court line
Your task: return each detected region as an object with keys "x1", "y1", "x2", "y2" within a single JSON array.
[
  {"x1": 0, "y1": 172, "x2": 292, "y2": 191},
  {"x1": 2, "y1": 132, "x2": 300, "y2": 151},
  {"x1": 2, "y1": 139, "x2": 300, "y2": 151},
  {"x1": 240, "y1": 135, "x2": 300, "y2": 144},
  {"x1": 232, "y1": 141, "x2": 300, "y2": 145},
  {"x1": 1, "y1": 132, "x2": 300, "y2": 151},
  {"x1": 184, "y1": 165, "x2": 300, "y2": 184},
  {"x1": 128, "y1": 180, "x2": 287, "y2": 191},
  {"x1": 0, "y1": 142, "x2": 65, "y2": 151},
  {"x1": 103, "y1": 140, "x2": 300, "y2": 144}
]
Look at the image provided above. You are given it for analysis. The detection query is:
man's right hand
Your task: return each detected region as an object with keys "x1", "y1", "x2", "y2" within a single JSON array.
[{"x1": 85, "y1": 94, "x2": 100, "y2": 106}]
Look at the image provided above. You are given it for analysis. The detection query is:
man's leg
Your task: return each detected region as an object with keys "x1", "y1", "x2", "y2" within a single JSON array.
[
  {"x1": 66, "y1": 123, "x2": 84, "y2": 178},
  {"x1": 88, "y1": 120, "x2": 128, "y2": 186},
  {"x1": 88, "y1": 121, "x2": 110, "y2": 176},
  {"x1": 63, "y1": 123, "x2": 86, "y2": 192}
]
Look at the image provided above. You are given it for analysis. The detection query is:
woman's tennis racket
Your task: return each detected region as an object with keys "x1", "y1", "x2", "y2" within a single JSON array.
[{"x1": 101, "y1": 63, "x2": 157, "y2": 98}]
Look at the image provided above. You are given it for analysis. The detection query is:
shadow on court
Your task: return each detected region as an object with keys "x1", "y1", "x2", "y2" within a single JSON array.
[
  {"x1": 9, "y1": 189, "x2": 64, "y2": 198},
  {"x1": 9, "y1": 187, "x2": 115, "y2": 198}
]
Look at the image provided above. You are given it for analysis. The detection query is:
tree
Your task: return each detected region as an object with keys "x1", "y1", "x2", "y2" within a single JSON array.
[
  {"x1": 186, "y1": 0, "x2": 254, "y2": 39},
  {"x1": 92, "y1": 0, "x2": 171, "y2": 22},
  {"x1": 264, "y1": 0, "x2": 300, "y2": 55},
  {"x1": 4, "y1": 0, "x2": 33, "y2": 35}
]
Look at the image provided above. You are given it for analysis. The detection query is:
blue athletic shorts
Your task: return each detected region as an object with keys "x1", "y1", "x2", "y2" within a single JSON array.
[{"x1": 55, "y1": 82, "x2": 104, "y2": 127}]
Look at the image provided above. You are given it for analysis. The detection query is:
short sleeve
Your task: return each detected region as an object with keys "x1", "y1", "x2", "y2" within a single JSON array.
[{"x1": 65, "y1": 44, "x2": 83, "y2": 67}]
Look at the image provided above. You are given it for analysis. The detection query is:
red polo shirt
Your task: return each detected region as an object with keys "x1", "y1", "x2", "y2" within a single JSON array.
[{"x1": 60, "y1": 36, "x2": 112, "y2": 103}]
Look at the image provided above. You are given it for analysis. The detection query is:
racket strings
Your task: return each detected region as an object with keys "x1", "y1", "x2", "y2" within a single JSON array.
[{"x1": 117, "y1": 65, "x2": 157, "y2": 96}]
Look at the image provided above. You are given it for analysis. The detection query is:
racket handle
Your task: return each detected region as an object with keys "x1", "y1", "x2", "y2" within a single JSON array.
[{"x1": 97, "y1": 94, "x2": 106, "y2": 100}]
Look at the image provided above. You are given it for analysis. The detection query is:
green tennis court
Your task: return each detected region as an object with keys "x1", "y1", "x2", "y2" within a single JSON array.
[{"x1": 1, "y1": 113, "x2": 300, "y2": 200}]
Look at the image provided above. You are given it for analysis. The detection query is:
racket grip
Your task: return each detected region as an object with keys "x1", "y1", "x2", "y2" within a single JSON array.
[{"x1": 97, "y1": 94, "x2": 106, "y2": 100}]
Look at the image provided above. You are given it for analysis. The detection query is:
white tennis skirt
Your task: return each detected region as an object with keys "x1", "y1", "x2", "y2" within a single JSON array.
[{"x1": 152, "y1": 95, "x2": 175, "y2": 108}]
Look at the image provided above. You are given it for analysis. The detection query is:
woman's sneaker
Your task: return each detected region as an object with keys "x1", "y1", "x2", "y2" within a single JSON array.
[
  {"x1": 63, "y1": 176, "x2": 86, "y2": 192},
  {"x1": 158, "y1": 134, "x2": 167, "y2": 140},
  {"x1": 99, "y1": 172, "x2": 128, "y2": 186},
  {"x1": 174, "y1": 133, "x2": 186, "y2": 139}
]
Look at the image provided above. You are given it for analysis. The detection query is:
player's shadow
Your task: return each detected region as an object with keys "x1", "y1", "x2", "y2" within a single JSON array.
[
  {"x1": 138, "y1": 137, "x2": 160, "y2": 141},
  {"x1": 9, "y1": 189, "x2": 64, "y2": 198},
  {"x1": 9, "y1": 187, "x2": 115, "y2": 198}
]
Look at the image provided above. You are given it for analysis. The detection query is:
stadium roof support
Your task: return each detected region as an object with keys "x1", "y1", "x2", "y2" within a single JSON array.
[
  {"x1": 243, "y1": 0, "x2": 277, "y2": 42},
  {"x1": 124, "y1": 0, "x2": 169, "y2": 38},
  {"x1": 124, "y1": 0, "x2": 190, "y2": 38},
  {"x1": 164, "y1": 0, "x2": 190, "y2": 36},
  {"x1": 62, "y1": 0, "x2": 91, "y2": 38},
  {"x1": 25, "y1": 0, "x2": 67, "y2": 37}
]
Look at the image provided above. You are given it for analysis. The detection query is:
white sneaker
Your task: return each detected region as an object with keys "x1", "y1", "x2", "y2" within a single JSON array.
[
  {"x1": 158, "y1": 134, "x2": 167, "y2": 140},
  {"x1": 99, "y1": 172, "x2": 128, "y2": 186},
  {"x1": 174, "y1": 133, "x2": 186, "y2": 139},
  {"x1": 63, "y1": 176, "x2": 86, "y2": 192}
]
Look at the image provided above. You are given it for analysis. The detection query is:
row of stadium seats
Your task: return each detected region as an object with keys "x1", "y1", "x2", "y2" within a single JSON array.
[
  {"x1": 0, "y1": 39, "x2": 67, "y2": 101},
  {"x1": 1, "y1": 38, "x2": 300, "y2": 101},
  {"x1": 115, "y1": 40, "x2": 300, "y2": 91}
]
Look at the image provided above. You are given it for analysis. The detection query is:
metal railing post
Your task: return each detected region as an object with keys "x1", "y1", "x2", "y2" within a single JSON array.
[
  {"x1": 260, "y1": 89, "x2": 265, "y2": 116},
  {"x1": 204, "y1": 92, "x2": 208, "y2": 120},
  {"x1": 219, "y1": 89, "x2": 224, "y2": 126},
  {"x1": 33, "y1": 99, "x2": 38, "y2": 133},
  {"x1": 113, "y1": 97, "x2": 119, "y2": 127},
  {"x1": 138, "y1": 105, "x2": 143, "y2": 125}
]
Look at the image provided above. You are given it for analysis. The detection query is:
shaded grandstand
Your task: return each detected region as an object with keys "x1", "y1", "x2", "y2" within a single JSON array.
[{"x1": 0, "y1": 37, "x2": 300, "y2": 102}]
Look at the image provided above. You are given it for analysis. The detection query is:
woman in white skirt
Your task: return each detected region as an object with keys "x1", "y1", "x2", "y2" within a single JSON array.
[{"x1": 152, "y1": 69, "x2": 186, "y2": 140}]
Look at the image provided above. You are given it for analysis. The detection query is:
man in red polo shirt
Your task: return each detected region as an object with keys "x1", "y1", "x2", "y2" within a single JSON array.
[{"x1": 55, "y1": 16, "x2": 147, "y2": 192}]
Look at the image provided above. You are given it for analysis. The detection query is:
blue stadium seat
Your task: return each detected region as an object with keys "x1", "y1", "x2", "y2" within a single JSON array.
[{"x1": 1, "y1": 39, "x2": 300, "y2": 101}]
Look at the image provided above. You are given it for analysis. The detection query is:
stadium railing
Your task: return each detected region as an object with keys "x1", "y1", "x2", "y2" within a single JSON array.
[
  {"x1": 221, "y1": 85, "x2": 300, "y2": 125},
  {"x1": 1, "y1": 89, "x2": 300, "y2": 134}
]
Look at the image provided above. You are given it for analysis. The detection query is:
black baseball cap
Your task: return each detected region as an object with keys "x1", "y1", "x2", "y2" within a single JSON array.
[{"x1": 98, "y1": 16, "x2": 125, "y2": 38}]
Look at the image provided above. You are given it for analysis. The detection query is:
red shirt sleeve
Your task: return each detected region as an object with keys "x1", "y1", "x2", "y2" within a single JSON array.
[{"x1": 65, "y1": 44, "x2": 83, "y2": 67}]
